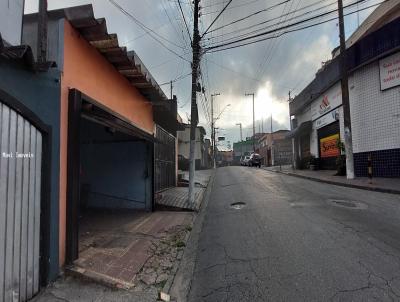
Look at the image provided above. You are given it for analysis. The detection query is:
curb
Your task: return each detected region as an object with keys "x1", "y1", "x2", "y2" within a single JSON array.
[
  {"x1": 266, "y1": 169, "x2": 400, "y2": 195},
  {"x1": 66, "y1": 266, "x2": 134, "y2": 290},
  {"x1": 159, "y1": 170, "x2": 216, "y2": 302}
]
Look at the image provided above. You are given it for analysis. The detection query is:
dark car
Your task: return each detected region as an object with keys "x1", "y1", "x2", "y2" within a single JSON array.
[{"x1": 249, "y1": 153, "x2": 261, "y2": 168}]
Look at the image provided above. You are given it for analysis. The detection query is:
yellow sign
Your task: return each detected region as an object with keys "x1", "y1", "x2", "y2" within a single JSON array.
[{"x1": 320, "y1": 134, "x2": 340, "y2": 158}]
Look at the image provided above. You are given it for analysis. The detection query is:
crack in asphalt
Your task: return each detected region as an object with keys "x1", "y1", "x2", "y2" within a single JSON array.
[
  {"x1": 329, "y1": 260, "x2": 400, "y2": 301},
  {"x1": 188, "y1": 168, "x2": 400, "y2": 301}
]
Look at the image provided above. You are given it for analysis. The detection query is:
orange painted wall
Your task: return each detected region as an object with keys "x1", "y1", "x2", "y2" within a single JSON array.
[{"x1": 59, "y1": 21, "x2": 154, "y2": 266}]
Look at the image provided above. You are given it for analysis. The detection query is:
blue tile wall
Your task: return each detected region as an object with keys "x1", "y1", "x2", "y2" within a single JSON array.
[{"x1": 354, "y1": 148, "x2": 400, "y2": 177}]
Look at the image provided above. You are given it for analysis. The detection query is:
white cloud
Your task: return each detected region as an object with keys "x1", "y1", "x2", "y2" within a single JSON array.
[{"x1": 291, "y1": 34, "x2": 333, "y2": 74}]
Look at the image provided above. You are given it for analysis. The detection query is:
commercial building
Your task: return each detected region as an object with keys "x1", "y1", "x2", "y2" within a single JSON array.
[
  {"x1": 258, "y1": 131, "x2": 291, "y2": 166},
  {"x1": 233, "y1": 133, "x2": 266, "y2": 162},
  {"x1": 288, "y1": 1, "x2": 400, "y2": 176},
  {"x1": 217, "y1": 150, "x2": 234, "y2": 166}
]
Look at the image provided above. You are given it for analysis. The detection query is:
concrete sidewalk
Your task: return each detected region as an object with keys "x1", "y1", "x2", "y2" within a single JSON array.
[
  {"x1": 156, "y1": 169, "x2": 213, "y2": 211},
  {"x1": 156, "y1": 187, "x2": 204, "y2": 211},
  {"x1": 31, "y1": 211, "x2": 194, "y2": 302},
  {"x1": 31, "y1": 171, "x2": 215, "y2": 302},
  {"x1": 179, "y1": 169, "x2": 213, "y2": 188},
  {"x1": 264, "y1": 165, "x2": 400, "y2": 194}
]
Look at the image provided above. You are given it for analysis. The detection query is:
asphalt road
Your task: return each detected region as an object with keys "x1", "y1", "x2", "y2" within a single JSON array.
[{"x1": 187, "y1": 166, "x2": 400, "y2": 302}]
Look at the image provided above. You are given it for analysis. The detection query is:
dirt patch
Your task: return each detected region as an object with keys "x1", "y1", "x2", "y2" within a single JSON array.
[{"x1": 135, "y1": 225, "x2": 190, "y2": 290}]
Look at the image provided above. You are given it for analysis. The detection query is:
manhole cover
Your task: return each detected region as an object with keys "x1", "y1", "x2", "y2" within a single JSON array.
[
  {"x1": 328, "y1": 199, "x2": 367, "y2": 210},
  {"x1": 230, "y1": 202, "x2": 246, "y2": 209}
]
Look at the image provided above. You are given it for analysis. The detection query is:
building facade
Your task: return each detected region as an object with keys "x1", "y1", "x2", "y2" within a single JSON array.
[
  {"x1": 233, "y1": 133, "x2": 266, "y2": 162},
  {"x1": 289, "y1": 1, "x2": 400, "y2": 176},
  {"x1": 258, "y1": 131, "x2": 291, "y2": 166},
  {"x1": 1, "y1": 4, "x2": 181, "y2": 300}
]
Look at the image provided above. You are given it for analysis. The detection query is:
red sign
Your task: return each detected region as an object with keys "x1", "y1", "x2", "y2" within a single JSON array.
[{"x1": 320, "y1": 134, "x2": 340, "y2": 158}]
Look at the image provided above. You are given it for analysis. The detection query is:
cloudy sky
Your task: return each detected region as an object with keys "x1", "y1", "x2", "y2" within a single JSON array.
[{"x1": 25, "y1": 0, "x2": 380, "y2": 147}]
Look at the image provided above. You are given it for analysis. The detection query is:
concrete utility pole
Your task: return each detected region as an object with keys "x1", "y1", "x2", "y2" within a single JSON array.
[
  {"x1": 188, "y1": 0, "x2": 201, "y2": 205},
  {"x1": 170, "y1": 80, "x2": 173, "y2": 100},
  {"x1": 236, "y1": 122, "x2": 243, "y2": 159},
  {"x1": 211, "y1": 93, "x2": 220, "y2": 169},
  {"x1": 270, "y1": 110, "x2": 274, "y2": 166},
  {"x1": 236, "y1": 123, "x2": 243, "y2": 142},
  {"x1": 245, "y1": 93, "x2": 255, "y2": 152},
  {"x1": 338, "y1": 0, "x2": 355, "y2": 179},
  {"x1": 37, "y1": 0, "x2": 48, "y2": 66}
]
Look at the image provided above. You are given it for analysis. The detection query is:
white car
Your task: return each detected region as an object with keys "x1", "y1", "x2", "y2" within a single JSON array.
[{"x1": 241, "y1": 155, "x2": 251, "y2": 166}]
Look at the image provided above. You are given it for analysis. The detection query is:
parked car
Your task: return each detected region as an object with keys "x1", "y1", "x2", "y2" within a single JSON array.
[
  {"x1": 249, "y1": 153, "x2": 261, "y2": 167},
  {"x1": 241, "y1": 155, "x2": 251, "y2": 166}
]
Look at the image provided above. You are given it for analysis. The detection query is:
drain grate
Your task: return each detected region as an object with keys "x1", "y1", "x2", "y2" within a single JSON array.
[
  {"x1": 328, "y1": 199, "x2": 367, "y2": 210},
  {"x1": 230, "y1": 202, "x2": 246, "y2": 209}
]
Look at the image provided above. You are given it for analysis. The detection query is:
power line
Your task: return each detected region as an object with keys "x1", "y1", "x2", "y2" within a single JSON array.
[
  {"x1": 204, "y1": 0, "x2": 371, "y2": 51},
  {"x1": 161, "y1": 0, "x2": 191, "y2": 50},
  {"x1": 108, "y1": 0, "x2": 191, "y2": 63},
  {"x1": 202, "y1": 0, "x2": 278, "y2": 15},
  {"x1": 201, "y1": 0, "x2": 234, "y2": 38},
  {"x1": 255, "y1": 0, "x2": 295, "y2": 84},
  {"x1": 205, "y1": 0, "x2": 293, "y2": 35},
  {"x1": 205, "y1": 0, "x2": 385, "y2": 53},
  {"x1": 159, "y1": 72, "x2": 192, "y2": 86},
  {"x1": 178, "y1": 0, "x2": 193, "y2": 44},
  {"x1": 204, "y1": 0, "x2": 333, "y2": 43}
]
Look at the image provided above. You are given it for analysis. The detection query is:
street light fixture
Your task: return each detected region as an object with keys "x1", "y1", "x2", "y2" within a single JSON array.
[{"x1": 215, "y1": 104, "x2": 231, "y2": 121}]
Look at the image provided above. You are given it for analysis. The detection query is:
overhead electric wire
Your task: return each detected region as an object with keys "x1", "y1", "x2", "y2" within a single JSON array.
[
  {"x1": 201, "y1": 0, "x2": 256, "y2": 9},
  {"x1": 205, "y1": 0, "x2": 337, "y2": 42},
  {"x1": 204, "y1": 0, "x2": 331, "y2": 43},
  {"x1": 205, "y1": 0, "x2": 293, "y2": 35},
  {"x1": 178, "y1": 0, "x2": 193, "y2": 43},
  {"x1": 204, "y1": 0, "x2": 386, "y2": 53},
  {"x1": 159, "y1": 72, "x2": 192, "y2": 86},
  {"x1": 202, "y1": 0, "x2": 281, "y2": 15},
  {"x1": 255, "y1": 0, "x2": 295, "y2": 84},
  {"x1": 161, "y1": 0, "x2": 191, "y2": 50},
  {"x1": 108, "y1": 0, "x2": 191, "y2": 63},
  {"x1": 201, "y1": 0, "x2": 234, "y2": 38},
  {"x1": 204, "y1": 0, "x2": 370, "y2": 51}
]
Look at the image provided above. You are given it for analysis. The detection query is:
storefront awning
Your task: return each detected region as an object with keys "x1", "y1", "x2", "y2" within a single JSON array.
[{"x1": 286, "y1": 121, "x2": 312, "y2": 139}]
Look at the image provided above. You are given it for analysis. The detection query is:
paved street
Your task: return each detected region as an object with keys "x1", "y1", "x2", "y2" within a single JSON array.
[{"x1": 188, "y1": 166, "x2": 400, "y2": 302}]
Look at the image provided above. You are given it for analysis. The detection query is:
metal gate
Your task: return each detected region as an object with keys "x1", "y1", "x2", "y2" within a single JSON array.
[
  {"x1": 0, "y1": 102, "x2": 42, "y2": 302},
  {"x1": 155, "y1": 125, "x2": 176, "y2": 192}
]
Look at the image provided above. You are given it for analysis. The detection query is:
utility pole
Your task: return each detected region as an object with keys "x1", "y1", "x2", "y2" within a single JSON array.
[
  {"x1": 245, "y1": 93, "x2": 255, "y2": 152},
  {"x1": 236, "y1": 123, "x2": 243, "y2": 142},
  {"x1": 270, "y1": 110, "x2": 274, "y2": 166},
  {"x1": 170, "y1": 80, "x2": 173, "y2": 99},
  {"x1": 37, "y1": 0, "x2": 48, "y2": 67},
  {"x1": 211, "y1": 93, "x2": 220, "y2": 169},
  {"x1": 188, "y1": 0, "x2": 201, "y2": 205},
  {"x1": 338, "y1": 0, "x2": 355, "y2": 179},
  {"x1": 236, "y1": 122, "x2": 243, "y2": 160}
]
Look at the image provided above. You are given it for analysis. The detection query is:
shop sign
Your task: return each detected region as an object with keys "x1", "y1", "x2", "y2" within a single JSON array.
[
  {"x1": 320, "y1": 134, "x2": 340, "y2": 158},
  {"x1": 380, "y1": 52, "x2": 400, "y2": 91},
  {"x1": 315, "y1": 107, "x2": 340, "y2": 129},
  {"x1": 311, "y1": 82, "x2": 342, "y2": 121}
]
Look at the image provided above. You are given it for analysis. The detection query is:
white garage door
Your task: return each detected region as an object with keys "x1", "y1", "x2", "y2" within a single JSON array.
[{"x1": 0, "y1": 101, "x2": 42, "y2": 302}]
